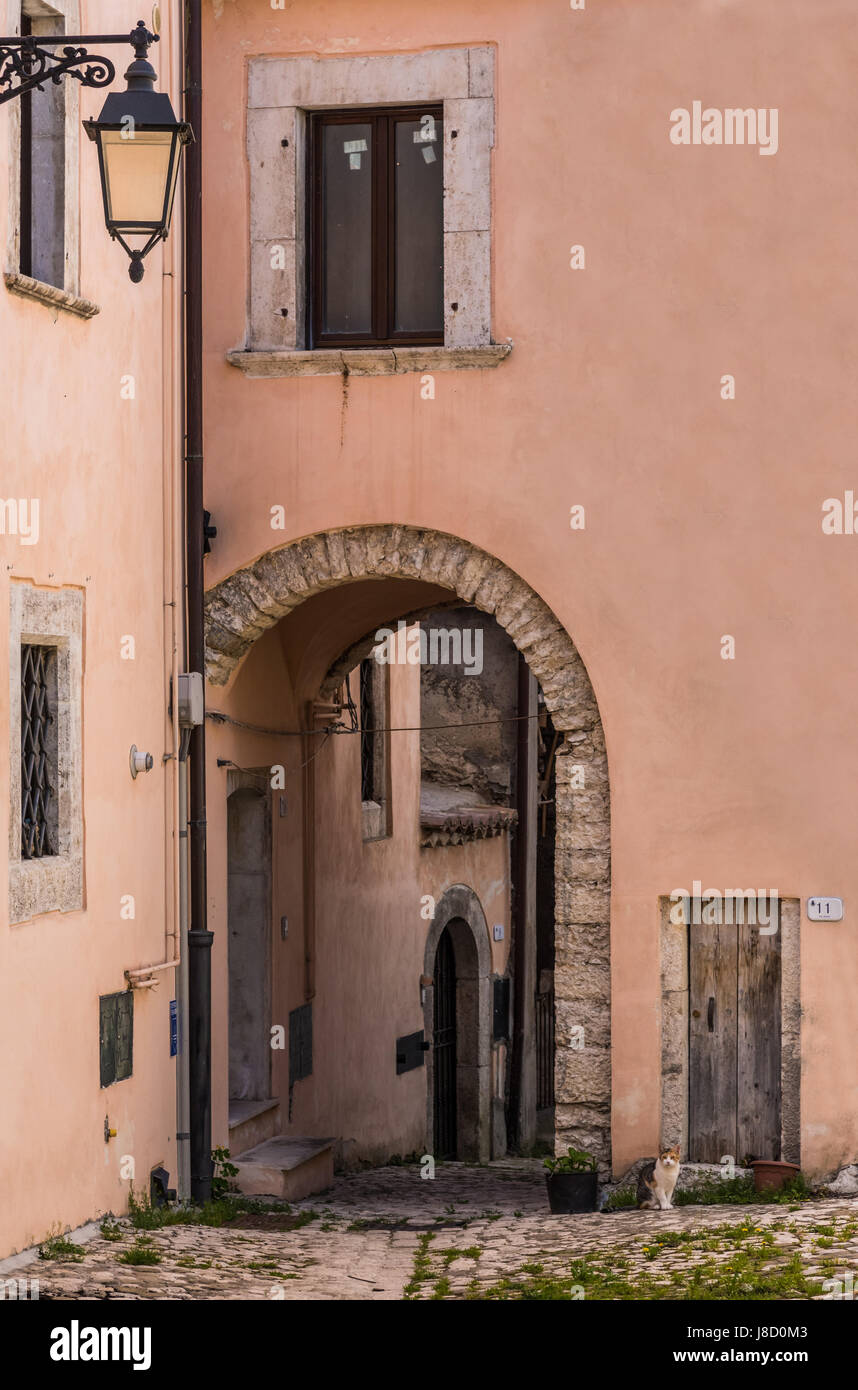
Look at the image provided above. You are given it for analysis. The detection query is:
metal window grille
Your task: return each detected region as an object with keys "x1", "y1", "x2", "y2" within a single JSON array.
[
  {"x1": 21, "y1": 643, "x2": 53, "y2": 859},
  {"x1": 359, "y1": 658, "x2": 376, "y2": 802},
  {"x1": 535, "y1": 989, "x2": 555, "y2": 1109}
]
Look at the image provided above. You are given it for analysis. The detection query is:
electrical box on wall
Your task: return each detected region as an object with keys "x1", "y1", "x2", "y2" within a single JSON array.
[
  {"x1": 492, "y1": 924, "x2": 504, "y2": 941},
  {"x1": 176, "y1": 672, "x2": 204, "y2": 728},
  {"x1": 99, "y1": 991, "x2": 133, "y2": 1087},
  {"x1": 396, "y1": 1030, "x2": 428, "y2": 1075}
]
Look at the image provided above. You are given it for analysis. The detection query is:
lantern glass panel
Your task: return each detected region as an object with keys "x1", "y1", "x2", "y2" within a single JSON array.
[{"x1": 101, "y1": 129, "x2": 174, "y2": 229}]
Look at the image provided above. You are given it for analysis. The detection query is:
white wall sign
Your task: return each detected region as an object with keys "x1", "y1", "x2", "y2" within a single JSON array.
[
  {"x1": 492, "y1": 924, "x2": 504, "y2": 941},
  {"x1": 807, "y1": 897, "x2": 843, "y2": 922}
]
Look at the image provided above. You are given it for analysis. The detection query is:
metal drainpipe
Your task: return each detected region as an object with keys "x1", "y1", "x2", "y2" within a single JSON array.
[
  {"x1": 167, "y1": 0, "x2": 190, "y2": 1204},
  {"x1": 184, "y1": 0, "x2": 212, "y2": 1204},
  {"x1": 509, "y1": 654, "x2": 534, "y2": 1149},
  {"x1": 176, "y1": 752, "x2": 191, "y2": 1199}
]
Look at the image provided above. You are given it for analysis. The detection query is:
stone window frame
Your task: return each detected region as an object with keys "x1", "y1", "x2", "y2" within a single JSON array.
[
  {"x1": 3, "y1": 0, "x2": 100, "y2": 319},
  {"x1": 233, "y1": 46, "x2": 507, "y2": 378},
  {"x1": 9, "y1": 582, "x2": 84, "y2": 924},
  {"x1": 659, "y1": 896, "x2": 801, "y2": 1165}
]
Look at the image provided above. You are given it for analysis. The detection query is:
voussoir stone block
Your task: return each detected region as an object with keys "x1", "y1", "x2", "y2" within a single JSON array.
[{"x1": 323, "y1": 530, "x2": 350, "y2": 582}]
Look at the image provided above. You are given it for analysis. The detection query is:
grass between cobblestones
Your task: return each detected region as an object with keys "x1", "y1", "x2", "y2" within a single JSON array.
[
  {"x1": 453, "y1": 1215, "x2": 858, "y2": 1301},
  {"x1": 28, "y1": 1168, "x2": 858, "y2": 1303},
  {"x1": 124, "y1": 1191, "x2": 318, "y2": 1231}
]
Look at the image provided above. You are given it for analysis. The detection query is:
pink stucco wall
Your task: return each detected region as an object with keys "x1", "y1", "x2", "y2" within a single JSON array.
[
  {"x1": 3, "y1": 0, "x2": 855, "y2": 1268},
  {"x1": 202, "y1": 0, "x2": 858, "y2": 1177},
  {"x1": 0, "y1": 1, "x2": 183, "y2": 1256}
]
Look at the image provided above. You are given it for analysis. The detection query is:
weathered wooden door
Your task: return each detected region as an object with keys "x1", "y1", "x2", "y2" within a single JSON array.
[
  {"x1": 688, "y1": 910, "x2": 781, "y2": 1163},
  {"x1": 227, "y1": 788, "x2": 271, "y2": 1101}
]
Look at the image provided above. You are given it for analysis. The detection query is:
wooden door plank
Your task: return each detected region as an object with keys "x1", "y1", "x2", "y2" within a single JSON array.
[
  {"x1": 689, "y1": 919, "x2": 738, "y2": 1162},
  {"x1": 738, "y1": 904, "x2": 782, "y2": 1161}
]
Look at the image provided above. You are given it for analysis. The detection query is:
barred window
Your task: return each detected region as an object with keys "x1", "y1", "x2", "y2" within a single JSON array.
[
  {"x1": 288, "y1": 1003, "x2": 312, "y2": 1085},
  {"x1": 357, "y1": 656, "x2": 390, "y2": 840},
  {"x1": 359, "y1": 657, "x2": 378, "y2": 804},
  {"x1": 20, "y1": 643, "x2": 54, "y2": 859}
]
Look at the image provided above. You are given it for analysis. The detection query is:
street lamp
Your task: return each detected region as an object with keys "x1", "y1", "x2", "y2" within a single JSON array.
[
  {"x1": 84, "y1": 23, "x2": 192, "y2": 282},
  {"x1": 0, "y1": 19, "x2": 192, "y2": 283}
]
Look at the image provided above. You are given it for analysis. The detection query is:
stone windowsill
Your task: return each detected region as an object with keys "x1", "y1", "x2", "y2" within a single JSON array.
[
  {"x1": 361, "y1": 799, "x2": 389, "y2": 841},
  {"x1": 4, "y1": 271, "x2": 100, "y2": 320},
  {"x1": 9, "y1": 852, "x2": 84, "y2": 925},
  {"x1": 226, "y1": 343, "x2": 513, "y2": 379}
]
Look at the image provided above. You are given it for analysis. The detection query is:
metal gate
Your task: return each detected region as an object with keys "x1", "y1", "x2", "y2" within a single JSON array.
[
  {"x1": 433, "y1": 927, "x2": 457, "y2": 1159},
  {"x1": 535, "y1": 989, "x2": 555, "y2": 1109}
]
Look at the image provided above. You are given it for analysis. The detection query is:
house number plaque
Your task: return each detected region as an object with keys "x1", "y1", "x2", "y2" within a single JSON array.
[{"x1": 807, "y1": 897, "x2": 843, "y2": 921}]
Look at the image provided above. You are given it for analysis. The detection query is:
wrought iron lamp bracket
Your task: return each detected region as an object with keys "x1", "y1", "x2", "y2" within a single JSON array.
[{"x1": 0, "y1": 19, "x2": 158, "y2": 106}]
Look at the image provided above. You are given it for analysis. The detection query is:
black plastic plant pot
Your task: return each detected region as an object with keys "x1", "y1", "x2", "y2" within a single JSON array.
[{"x1": 545, "y1": 1170, "x2": 599, "y2": 1214}]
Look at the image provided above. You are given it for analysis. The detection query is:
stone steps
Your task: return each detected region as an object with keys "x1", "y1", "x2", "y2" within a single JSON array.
[
  {"x1": 227, "y1": 1098, "x2": 280, "y2": 1157},
  {"x1": 232, "y1": 1136, "x2": 337, "y2": 1202}
]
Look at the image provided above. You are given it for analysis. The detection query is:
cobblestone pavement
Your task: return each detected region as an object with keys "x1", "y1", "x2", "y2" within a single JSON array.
[{"x1": 20, "y1": 1161, "x2": 858, "y2": 1301}]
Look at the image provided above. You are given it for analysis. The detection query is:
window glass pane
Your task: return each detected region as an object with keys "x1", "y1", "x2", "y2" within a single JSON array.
[
  {"x1": 394, "y1": 115, "x2": 443, "y2": 334},
  {"x1": 23, "y1": 12, "x2": 66, "y2": 288},
  {"x1": 322, "y1": 122, "x2": 372, "y2": 335}
]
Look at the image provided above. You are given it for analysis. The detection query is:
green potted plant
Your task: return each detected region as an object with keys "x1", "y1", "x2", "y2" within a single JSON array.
[{"x1": 543, "y1": 1146, "x2": 599, "y2": 1213}]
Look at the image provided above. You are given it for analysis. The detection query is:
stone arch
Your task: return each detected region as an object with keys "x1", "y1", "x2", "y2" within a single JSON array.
[
  {"x1": 205, "y1": 524, "x2": 612, "y2": 1168},
  {"x1": 423, "y1": 886, "x2": 493, "y2": 1163}
]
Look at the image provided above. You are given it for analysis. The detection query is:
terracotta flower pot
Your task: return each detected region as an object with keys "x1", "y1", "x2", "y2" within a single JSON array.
[{"x1": 751, "y1": 1160, "x2": 801, "y2": 1193}]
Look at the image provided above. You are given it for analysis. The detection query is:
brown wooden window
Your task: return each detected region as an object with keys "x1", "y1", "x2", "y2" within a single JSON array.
[{"x1": 309, "y1": 106, "x2": 444, "y2": 347}]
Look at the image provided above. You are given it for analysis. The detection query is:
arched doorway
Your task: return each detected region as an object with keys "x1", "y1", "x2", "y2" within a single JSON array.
[
  {"x1": 206, "y1": 524, "x2": 612, "y2": 1169},
  {"x1": 424, "y1": 886, "x2": 493, "y2": 1164}
]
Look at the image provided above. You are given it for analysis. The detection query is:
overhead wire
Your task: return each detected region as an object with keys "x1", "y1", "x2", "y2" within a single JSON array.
[{"x1": 207, "y1": 708, "x2": 544, "y2": 738}]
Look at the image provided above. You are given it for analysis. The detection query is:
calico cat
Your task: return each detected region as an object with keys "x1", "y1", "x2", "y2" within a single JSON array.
[{"x1": 636, "y1": 1145, "x2": 681, "y2": 1210}]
